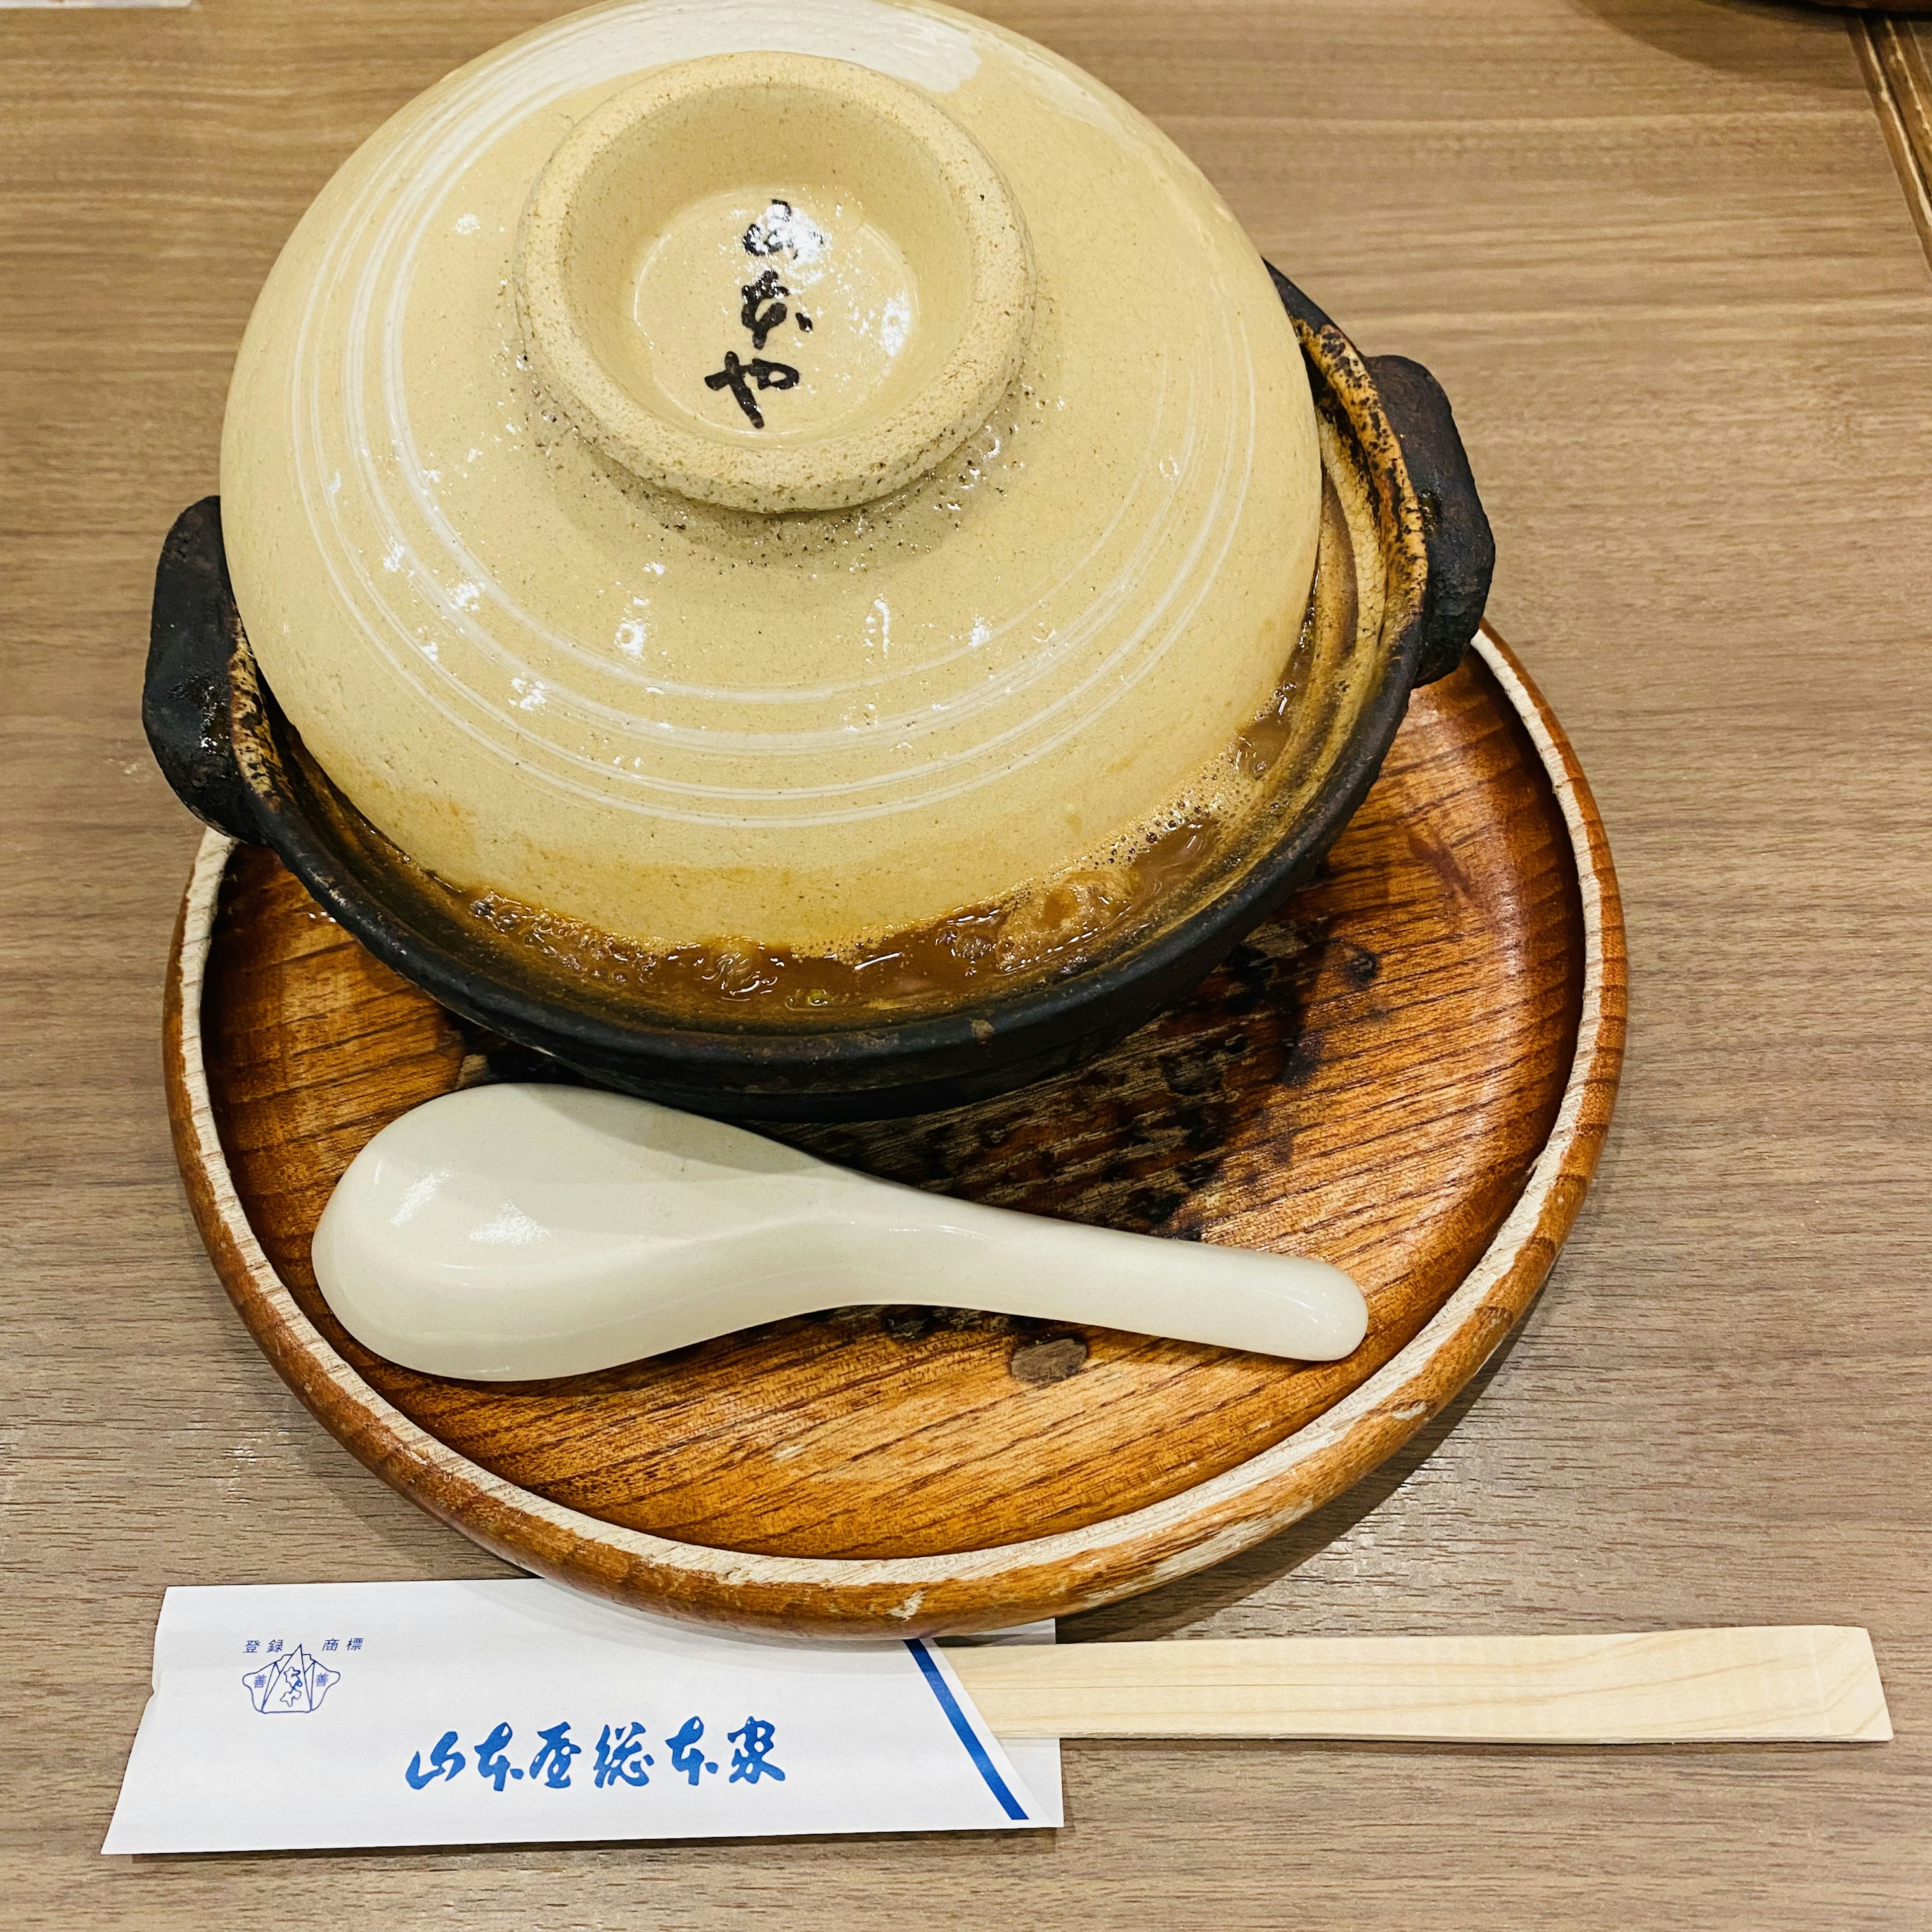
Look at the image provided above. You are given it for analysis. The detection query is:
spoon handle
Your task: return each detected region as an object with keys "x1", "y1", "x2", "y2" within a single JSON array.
[
  {"x1": 855, "y1": 1190, "x2": 1368, "y2": 1360},
  {"x1": 942, "y1": 1627, "x2": 1891, "y2": 1743}
]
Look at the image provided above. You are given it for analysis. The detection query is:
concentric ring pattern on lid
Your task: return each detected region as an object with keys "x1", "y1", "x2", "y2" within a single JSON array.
[{"x1": 220, "y1": 0, "x2": 1321, "y2": 959}]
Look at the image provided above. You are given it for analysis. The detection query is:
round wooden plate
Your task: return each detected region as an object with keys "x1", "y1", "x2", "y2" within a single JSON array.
[{"x1": 164, "y1": 625, "x2": 1625, "y2": 1637}]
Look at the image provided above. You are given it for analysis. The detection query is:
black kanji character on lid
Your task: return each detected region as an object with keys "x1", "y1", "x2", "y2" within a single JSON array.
[
  {"x1": 705, "y1": 351, "x2": 800, "y2": 429},
  {"x1": 740, "y1": 268, "x2": 789, "y2": 350},
  {"x1": 742, "y1": 198, "x2": 794, "y2": 256}
]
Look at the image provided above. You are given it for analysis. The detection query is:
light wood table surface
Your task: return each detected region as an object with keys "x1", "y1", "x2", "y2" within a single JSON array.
[{"x1": 6, "y1": 1, "x2": 1931, "y2": 1925}]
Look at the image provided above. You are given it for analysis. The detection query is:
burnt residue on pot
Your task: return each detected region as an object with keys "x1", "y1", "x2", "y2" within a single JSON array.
[
  {"x1": 1008, "y1": 1333, "x2": 1089, "y2": 1384},
  {"x1": 442, "y1": 587, "x2": 1324, "y2": 1032},
  {"x1": 782, "y1": 919, "x2": 1329, "y2": 1234}
]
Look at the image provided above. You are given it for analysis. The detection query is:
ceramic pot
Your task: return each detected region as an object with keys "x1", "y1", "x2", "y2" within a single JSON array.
[{"x1": 146, "y1": 267, "x2": 1490, "y2": 1121}]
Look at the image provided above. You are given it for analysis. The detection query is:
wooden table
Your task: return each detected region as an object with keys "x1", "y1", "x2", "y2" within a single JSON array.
[{"x1": 6, "y1": 1, "x2": 1930, "y2": 1924}]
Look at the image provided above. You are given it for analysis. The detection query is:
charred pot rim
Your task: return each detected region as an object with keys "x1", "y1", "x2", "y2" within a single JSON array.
[{"x1": 145, "y1": 272, "x2": 1493, "y2": 1121}]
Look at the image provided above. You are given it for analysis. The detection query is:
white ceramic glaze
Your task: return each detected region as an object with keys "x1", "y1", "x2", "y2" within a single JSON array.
[
  {"x1": 220, "y1": 0, "x2": 1322, "y2": 955},
  {"x1": 311, "y1": 1084, "x2": 1369, "y2": 1380}
]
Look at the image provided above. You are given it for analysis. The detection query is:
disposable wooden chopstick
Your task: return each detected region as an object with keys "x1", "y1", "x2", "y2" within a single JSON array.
[{"x1": 941, "y1": 1628, "x2": 1890, "y2": 1744}]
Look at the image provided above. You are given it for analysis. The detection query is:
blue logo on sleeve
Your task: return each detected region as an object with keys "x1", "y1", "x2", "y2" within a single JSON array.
[{"x1": 243, "y1": 1643, "x2": 342, "y2": 1714}]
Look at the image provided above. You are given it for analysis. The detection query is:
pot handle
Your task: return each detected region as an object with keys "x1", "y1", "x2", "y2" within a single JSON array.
[
  {"x1": 1365, "y1": 353, "x2": 1495, "y2": 688},
  {"x1": 144, "y1": 497, "x2": 261, "y2": 842}
]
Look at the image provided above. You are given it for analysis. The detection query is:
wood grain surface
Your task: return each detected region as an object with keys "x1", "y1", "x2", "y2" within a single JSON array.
[
  {"x1": 943, "y1": 1627, "x2": 1893, "y2": 1742},
  {"x1": 1858, "y1": 11, "x2": 1932, "y2": 267},
  {"x1": 165, "y1": 629, "x2": 1617, "y2": 1631},
  {"x1": 6, "y1": 0, "x2": 1932, "y2": 1924},
  {"x1": 194, "y1": 645, "x2": 1584, "y2": 1561}
]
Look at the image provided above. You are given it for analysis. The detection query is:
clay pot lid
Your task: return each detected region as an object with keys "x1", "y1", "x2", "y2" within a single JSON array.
[
  {"x1": 516, "y1": 52, "x2": 1035, "y2": 515},
  {"x1": 219, "y1": 0, "x2": 1323, "y2": 966}
]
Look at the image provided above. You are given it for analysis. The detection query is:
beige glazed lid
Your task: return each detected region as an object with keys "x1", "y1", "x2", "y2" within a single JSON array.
[{"x1": 220, "y1": 0, "x2": 1321, "y2": 960}]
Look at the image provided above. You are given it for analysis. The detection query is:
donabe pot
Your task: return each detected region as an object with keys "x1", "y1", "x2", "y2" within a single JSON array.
[{"x1": 145, "y1": 273, "x2": 1492, "y2": 1122}]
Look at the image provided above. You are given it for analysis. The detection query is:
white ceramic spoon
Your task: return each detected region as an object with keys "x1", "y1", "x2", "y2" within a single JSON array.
[{"x1": 311, "y1": 1084, "x2": 1368, "y2": 1381}]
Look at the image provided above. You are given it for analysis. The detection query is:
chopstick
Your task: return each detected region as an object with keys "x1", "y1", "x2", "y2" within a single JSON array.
[{"x1": 941, "y1": 1627, "x2": 1890, "y2": 1743}]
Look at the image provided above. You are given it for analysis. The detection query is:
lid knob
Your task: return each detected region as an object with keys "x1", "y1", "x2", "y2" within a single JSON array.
[{"x1": 513, "y1": 52, "x2": 1035, "y2": 516}]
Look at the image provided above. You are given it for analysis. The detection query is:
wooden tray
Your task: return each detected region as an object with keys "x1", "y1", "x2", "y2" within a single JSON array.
[{"x1": 164, "y1": 626, "x2": 1625, "y2": 1637}]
